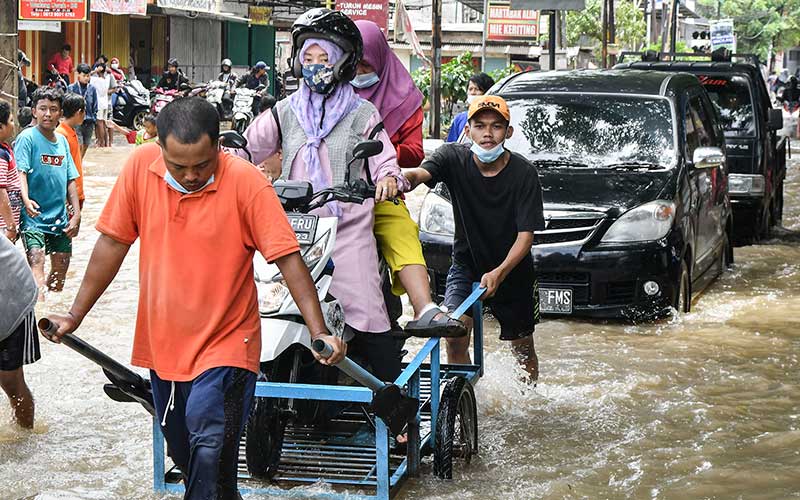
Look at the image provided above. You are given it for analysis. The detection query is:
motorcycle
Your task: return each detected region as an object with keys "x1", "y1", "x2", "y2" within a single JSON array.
[
  {"x1": 112, "y1": 79, "x2": 151, "y2": 130},
  {"x1": 218, "y1": 130, "x2": 392, "y2": 479},
  {"x1": 205, "y1": 80, "x2": 233, "y2": 121},
  {"x1": 231, "y1": 85, "x2": 264, "y2": 134},
  {"x1": 150, "y1": 83, "x2": 192, "y2": 116}
]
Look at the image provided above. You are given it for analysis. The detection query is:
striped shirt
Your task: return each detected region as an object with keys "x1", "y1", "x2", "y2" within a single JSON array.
[{"x1": 0, "y1": 142, "x2": 21, "y2": 229}]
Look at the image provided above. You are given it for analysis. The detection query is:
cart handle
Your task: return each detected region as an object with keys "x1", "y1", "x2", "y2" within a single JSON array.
[
  {"x1": 450, "y1": 286, "x2": 487, "y2": 320},
  {"x1": 312, "y1": 339, "x2": 385, "y2": 391}
]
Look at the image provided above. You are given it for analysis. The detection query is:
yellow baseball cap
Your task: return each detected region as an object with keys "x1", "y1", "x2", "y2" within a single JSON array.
[{"x1": 467, "y1": 95, "x2": 511, "y2": 122}]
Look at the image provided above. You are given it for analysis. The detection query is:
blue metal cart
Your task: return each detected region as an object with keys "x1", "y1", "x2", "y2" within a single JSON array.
[{"x1": 152, "y1": 289, "x2": 485, "y2": 499}]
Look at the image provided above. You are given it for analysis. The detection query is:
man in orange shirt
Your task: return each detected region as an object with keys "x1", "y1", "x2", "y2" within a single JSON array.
[
  {"x1": 43, "y1": 97, "x2": 345, "y2": 500},
  {"x1": 56, "y1": 93, "x2": 86, "y2": 209}
]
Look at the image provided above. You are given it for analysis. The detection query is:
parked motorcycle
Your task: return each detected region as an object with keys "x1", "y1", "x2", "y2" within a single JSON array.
[
  {"x1": 112, "y1": 79, "x2": 151, "y2": 130},
  {"x1": 219, "y1": 130, "x2": 389, "y2": 479},
  {"x1": 231, "y1": 86, "x2": 264, "y2": 134}
]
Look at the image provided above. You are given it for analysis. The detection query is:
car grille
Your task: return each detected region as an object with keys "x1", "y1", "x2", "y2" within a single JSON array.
[
  {"x1": 534, "y1": 212, "x2": 605, "y2": 246},
  {"x1": 606, "y1": 281, "x2": 637, "y2": 304}
]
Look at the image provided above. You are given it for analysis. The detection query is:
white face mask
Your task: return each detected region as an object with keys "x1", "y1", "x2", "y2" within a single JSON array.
[
  {"x1": 111, "y1": 63, "x2": 119, "y2": 70},
  {"x1": 466, "y1": 94, "x2": 479, "y2": 105}
]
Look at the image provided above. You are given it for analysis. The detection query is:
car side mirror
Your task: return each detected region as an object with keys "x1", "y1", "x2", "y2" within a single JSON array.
[
  {"x1": 219, "y1": 130, "x2": 248, "y2": 150},
  {"x1": 692, "y1": 146, "x2": 725, "y2": 169},
  {"x1": 767, "y1": 108, "x2": 783, "y2": 131},
  {"x1": 352, "y1": 140, "x2": 383, "y2": 161}
]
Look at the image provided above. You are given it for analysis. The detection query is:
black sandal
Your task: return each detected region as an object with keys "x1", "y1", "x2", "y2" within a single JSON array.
[{"x1": 403, "y1": 308, "x2": 467, "y2": 338}]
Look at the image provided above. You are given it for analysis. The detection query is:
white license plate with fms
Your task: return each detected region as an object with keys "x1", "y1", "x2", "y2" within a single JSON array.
[{"x1": 539, "y1": 288, "x2": 573, "y2": 314}]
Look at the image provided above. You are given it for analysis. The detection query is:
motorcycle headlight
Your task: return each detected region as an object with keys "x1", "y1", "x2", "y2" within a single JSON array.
[
  {"x1": 302, "y1": 230, "x2": 329, "y2": 269},
  {"x1": 728, "y1": 174, "x2": 765, "y2": 196},
  {"x1": 419, "y1": 191, "x2": 455, "y2": 236},
  {"x1": 601, "y1": 200, "x2": 675, "y2": 243},
  {"x1": 257, "y1": 280, "x2": 289, "y2": 315}
]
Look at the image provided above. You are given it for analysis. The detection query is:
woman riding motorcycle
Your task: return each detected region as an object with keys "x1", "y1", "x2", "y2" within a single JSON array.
[{"x1": 238, "y1": 9, "x2": 443, "y2": 381}]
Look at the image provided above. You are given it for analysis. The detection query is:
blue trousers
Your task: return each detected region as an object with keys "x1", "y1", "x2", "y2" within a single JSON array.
[{"x1": 151, "y1": 367, "x2": 257, "y2": 500}]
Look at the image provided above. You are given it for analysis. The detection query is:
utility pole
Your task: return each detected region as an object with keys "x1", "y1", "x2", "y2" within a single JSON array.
[
  {"x1": 481, "y1": 0, "x2": 489, "y2": 71},
  {"x1": 601, "y1": 0, "x2": 607, "y2": 67},
  {"x1": 607, "y1": 0, "x2": 616, "y2": 66},
  {"x1": 430, "y1": 0, "x2": 442, "y2": 139},
  {"x1": 0, "y1": 0, "x2": 19, "y2": 122},
  {"x1": 669, "y1": 0, "x2": 679, "y2": 53},
  {"x1": 548, "y1": 10, "x2": 556, "y2": 70}
]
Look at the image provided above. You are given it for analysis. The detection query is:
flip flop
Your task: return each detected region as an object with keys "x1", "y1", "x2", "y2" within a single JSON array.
[{"x1": 403, "y1": 308, "x2": 467, "y2": 338}]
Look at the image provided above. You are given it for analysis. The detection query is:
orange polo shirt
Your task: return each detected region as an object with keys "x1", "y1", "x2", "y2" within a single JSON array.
[
  {"x1": 56, "y1": 122, "x2": 84, "y2": 201},
  {"x1": 95, "y1": 143, "x2": 300, "y2": 381}
]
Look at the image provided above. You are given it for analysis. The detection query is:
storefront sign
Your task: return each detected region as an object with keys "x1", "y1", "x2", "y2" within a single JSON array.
[
  {"x1": 510, "y1": 0, "x2": 585, "y2": 9},
  {"x1": 18, "y1": 0, "x2": 88, "y2": 21},
  {"x1": 157, "y1": 0, "x2": 220, "y2": 14},
  {"x1": 18, "y1": 20, "x2": 62, "y2": 32},
  {"x1": 92, "y1": 0, "x2": 146, "y2": 15},
  {"x1": 487, "y1": 1, "x2": 539, "y2": 41},
  {"x1": 248, "y1": 6, "x2": 272, "y2": 25},
  {"x1": 336, "y1": 1, "x2": 389, "y2": 32}
]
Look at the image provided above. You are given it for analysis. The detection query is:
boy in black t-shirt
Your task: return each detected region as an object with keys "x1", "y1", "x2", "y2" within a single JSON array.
[{"x1": 404, "y1": 95, "x2": 545, "y2": 381}]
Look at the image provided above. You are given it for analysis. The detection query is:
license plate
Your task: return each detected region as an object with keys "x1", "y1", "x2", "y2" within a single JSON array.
[
  {"x1": 539, "y1": 288, "x2": 573, "y2": 314},
  {"x1": 287, "y1": 214, "x2": 318, "y2": 245}
]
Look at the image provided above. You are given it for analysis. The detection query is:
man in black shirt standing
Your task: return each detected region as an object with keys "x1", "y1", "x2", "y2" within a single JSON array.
[{"x1": 404, "y1": 95, "x2": 545, "y2": 381}]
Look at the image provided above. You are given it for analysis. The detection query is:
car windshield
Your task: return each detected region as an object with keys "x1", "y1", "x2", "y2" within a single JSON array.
[
  {"x1": 504, "y1": 94, "x2": 676, "y2": 169},
  {"x1": 698, "y1": 75, "x2": 755, "y2": 136}
]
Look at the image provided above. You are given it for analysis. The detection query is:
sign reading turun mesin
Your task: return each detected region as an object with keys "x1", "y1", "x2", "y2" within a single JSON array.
[{"x1": 510, "y1": 0, "x2": 585, "y2": 9}]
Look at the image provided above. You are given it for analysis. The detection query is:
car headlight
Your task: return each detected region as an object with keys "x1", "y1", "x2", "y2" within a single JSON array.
[
  {"x1": 302, "y1": 230, "x2": 329, "y2": 269},
  {"x1": 728, "y1": 174, "x2": 765, "y2": 196},
  {"x1": 257, "y1": 280, "x2": 289, "y2": 315},
  {"x1": 419, "y1": 191, "x2": 455, "y2": 236},
  {"x1": 601, "y1": 200, "x2": 675, "y2": 243}
]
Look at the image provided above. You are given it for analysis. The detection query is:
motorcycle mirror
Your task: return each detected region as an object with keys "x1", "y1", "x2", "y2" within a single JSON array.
[
  {"x1": 219, "y1": 130, "x2": 248, "y2": 150},
  {"x1": 352, "y1": 140, "x2": 383, "y2": 161},
  {"x1": 179, "y1": 83, "x2": 191, "y2": 91}
]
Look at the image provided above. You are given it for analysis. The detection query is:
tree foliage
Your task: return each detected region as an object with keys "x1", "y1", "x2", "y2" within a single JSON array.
[
  {"x1": 566, "y1": 0, "x2": 647, "y2": 51},
  {"x1": 695, "y1": 0, "x2": 800, "y2": 61},
  {"x1": 411, "y1": 52, "x2": 476, "y2": 124}
]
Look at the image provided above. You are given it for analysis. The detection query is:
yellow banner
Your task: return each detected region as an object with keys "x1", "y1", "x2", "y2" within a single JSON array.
[{"x1": 249, "y1": 6, "x2": 272, "y2": 25}]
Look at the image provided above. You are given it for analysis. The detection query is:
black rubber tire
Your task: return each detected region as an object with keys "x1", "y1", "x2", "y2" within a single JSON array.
[
  {"x1": 673, "y1": 260, "x2": 691, "y2": 314},
  {"x1": 773, "y1": 180, "x2": 784, "y2": 226},
  {"x1": 132, "y1": 109, "x2": 148, "y2": 131},
  {"x1": 244, "y1": 349, "x2": 298, "y2": 479},
  {"x1": 245, "y1": 392, "x2": 284, "y2": 480},
  {"x1": 433, "y1": 376, "x2": 478, "y2": 480},
  {"x1": 722, "y1": 229, "x2": 733, "y2": 269}
]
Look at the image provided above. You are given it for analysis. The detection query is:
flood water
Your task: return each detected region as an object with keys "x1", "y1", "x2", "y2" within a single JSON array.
[{"x1": 1, "y1": 147, "x2": 799, "y2": 499}]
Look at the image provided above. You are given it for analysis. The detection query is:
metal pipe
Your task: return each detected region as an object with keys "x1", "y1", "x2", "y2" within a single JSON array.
[
  {"x1": 312, "y1": 339, "x2": 385, "y2": 391},
  {"x1": 481, "y1": 0, "x2": 489, "y2": 72},
  {"x1": 549, "y1": 10, "x2": 557, "y2": 70}
]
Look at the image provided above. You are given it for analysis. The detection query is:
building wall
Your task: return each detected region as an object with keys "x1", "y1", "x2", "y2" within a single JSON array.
[
  {"x1": 169, "y1": 17, "x2": 222, "y2": 83},
  {"x1": 101, "y1": 14, "x2": 130, "y2": 70},
  {"x1": 20, "y1": 14, "x2": 98, "y2": 84}
]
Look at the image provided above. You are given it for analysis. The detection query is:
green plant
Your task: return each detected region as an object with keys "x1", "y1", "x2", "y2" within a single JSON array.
[
  {"x1": 489, "y1": 65, "x2": 518, "y2": 83},
  {"x1": 411, "y1": 52, "x2": 475, "y2": 123},
  {"x1": 566, "y1": 0, "x2": 646, "y2": 51}
]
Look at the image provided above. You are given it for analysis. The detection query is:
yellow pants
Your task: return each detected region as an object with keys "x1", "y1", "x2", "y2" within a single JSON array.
[{"x1": 374, "y1": 199, "x2": 427, "y2": 296}]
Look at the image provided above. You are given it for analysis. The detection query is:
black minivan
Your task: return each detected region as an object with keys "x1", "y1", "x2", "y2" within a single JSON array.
[{"x1": 420, "y1": 70, "x2": 732, "y2": 319}]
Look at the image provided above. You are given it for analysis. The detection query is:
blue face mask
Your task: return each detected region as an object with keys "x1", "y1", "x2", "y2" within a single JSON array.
[
  {"x1": 470, "y1": 141, "x2": 506, "y2": 164},
  {"x1": 302, "y1": 64, "x2": 335, "y2": 94},
  {"x1": 164, "y1": 170, "x2": 215, "y2": 194},
  {"x1": 350, "y1": 72, "x2": 380, "y2": 89}
]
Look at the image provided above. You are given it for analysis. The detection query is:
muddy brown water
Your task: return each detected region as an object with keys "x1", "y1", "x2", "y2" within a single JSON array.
[{"x1": 1, "y1": 147, "x2": 799, "y2": 499}]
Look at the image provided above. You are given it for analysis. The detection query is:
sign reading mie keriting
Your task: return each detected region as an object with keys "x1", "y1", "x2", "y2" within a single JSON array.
[
  {"x1": 488, "y1": 0, "x2": 539, "y2": 41},
  {"x1": 336, "y1": 0, "x2": 389, "y2": 32}
]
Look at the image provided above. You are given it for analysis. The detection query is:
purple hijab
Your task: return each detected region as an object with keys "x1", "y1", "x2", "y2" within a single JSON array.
[
  {"x1": 289, "y1": 38, "x2": 363, "y2": 195},
  {"x1": 354, "y1": 20, "x2": 423, "y2": 138}
]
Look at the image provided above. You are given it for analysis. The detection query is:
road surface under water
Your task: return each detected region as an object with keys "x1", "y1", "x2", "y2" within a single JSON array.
[{"x1": 1, "y1": 146, "x2": 798, "y2": 499}]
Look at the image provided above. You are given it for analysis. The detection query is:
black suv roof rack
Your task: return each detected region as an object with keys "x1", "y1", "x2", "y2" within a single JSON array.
[{"x1": 618, "y1": 50, "x2": 760, "y2": 67}]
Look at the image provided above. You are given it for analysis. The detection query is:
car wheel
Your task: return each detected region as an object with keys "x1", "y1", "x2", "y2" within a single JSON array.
[
  {"x1": 773, "y1": 181, "x2": 784, "y2": 226},
  {"x1": 673, "y1": 261, "x2": 691, "y2": 314}
]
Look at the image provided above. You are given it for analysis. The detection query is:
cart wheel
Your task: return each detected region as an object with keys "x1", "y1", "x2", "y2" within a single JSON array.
[
  {"x1": 433, "y1": 376, "x2": 478, "y2": 479},
  {"x1": 245, "y1": 394, "x2": 284, "y2": 479}
]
